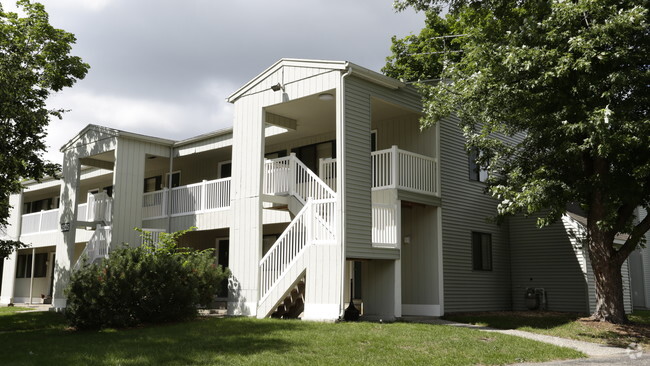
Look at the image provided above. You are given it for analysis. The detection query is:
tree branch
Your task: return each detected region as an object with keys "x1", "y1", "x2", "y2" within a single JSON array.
[{"x1": 616, "y1": 212, "x2": 650, "y2": 265}]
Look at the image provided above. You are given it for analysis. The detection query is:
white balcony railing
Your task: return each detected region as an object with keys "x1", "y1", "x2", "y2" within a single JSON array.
[
  {"x1": 142, "y1": 177, "x2": 232, "y2": 219},
  {"x1": 77, "y1": 192, "x2": 113, "y2": 223},
  {"x1": 372, "y1": 203, "x2": 398, "y2": 248},
  {"x1": 319, "y1": 146, "x2": 439, "y2": 196},
  {"x1": 21, "y1": 209, "x2": 59, "y2": 235}
]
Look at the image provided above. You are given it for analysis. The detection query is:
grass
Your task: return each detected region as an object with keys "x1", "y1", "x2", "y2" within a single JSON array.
[
  {"x1": 444, "y1": 310, "x2": 650, "y2": 348},
  {"x1": 0, "y1": 311, "x2": 584, "y2": 366}
]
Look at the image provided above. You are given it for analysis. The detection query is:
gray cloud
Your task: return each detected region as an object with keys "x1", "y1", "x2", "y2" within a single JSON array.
[{"x1": 7, "y1": 0, "x2": 424, "y2": 163}]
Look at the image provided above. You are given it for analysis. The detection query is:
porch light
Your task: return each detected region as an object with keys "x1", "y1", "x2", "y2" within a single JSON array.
[{"x1": 318, "y1": 93, "x2": 334, "y2": 101}]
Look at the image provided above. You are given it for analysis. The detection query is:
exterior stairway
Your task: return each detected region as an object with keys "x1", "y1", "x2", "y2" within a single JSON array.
[
  {"x1": 72, "y1": 192, "x2": 113, "y2": 271},
  {"x1": 258, "y1": 154, "x2": 336, "y2": 319}
]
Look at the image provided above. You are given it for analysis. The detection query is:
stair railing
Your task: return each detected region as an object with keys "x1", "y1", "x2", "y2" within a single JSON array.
[
  {"x1": 72, "y1": 225, "x2": 112, "y2": 271},
  {"x1": 259, "y1": 198, "x2": 335, "y2": 301},
  {"x1": 264, "y1": 154, "x2": 335, "y2": 205}
]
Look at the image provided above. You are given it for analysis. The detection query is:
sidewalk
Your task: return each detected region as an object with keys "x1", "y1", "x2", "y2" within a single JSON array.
[{"x1": 401, "y1": 317, "x2": 633, "y2": 359}]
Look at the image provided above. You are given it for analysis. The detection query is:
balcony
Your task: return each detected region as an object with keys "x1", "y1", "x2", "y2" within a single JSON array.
[
  {"x1": 21, "y1": 209, "x2": 59, "y2": 235},
  {"x1": 142, "y1": 177, "x2": 231, "y2": 220},
  {"x1": 319, "y1": 145, "x2": 440, "y2": 196},
  {"x1": 77, "y1": 192, "x2": 112, "y2": 223}
]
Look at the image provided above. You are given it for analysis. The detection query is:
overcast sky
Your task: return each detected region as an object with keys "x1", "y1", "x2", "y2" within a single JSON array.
[{"x1": 3, "y1": 0, "x2": 424, "y2": 164}]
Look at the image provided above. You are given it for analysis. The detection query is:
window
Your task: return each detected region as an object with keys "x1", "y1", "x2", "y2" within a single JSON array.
[
  {"x1": 144, "y1": 176, "x2": 162, "y2": 193},
  {"x1": 472, "y1": 232, "x2": 492, "y2": 271},
  {"x1": 291, "y1": 140, "x2": 336, "y2": 172},
  {"x1": 265, "y1": 149, "x2": 288, "y2": 159},
  {"x1": 218, "y1": 161, "x2": 232, "y2": 179},
  {"x1": 15, "y1": 253, "x2": 48, "y2": 278},
  {"x1": 165, "y1": 171, "x2": 181, "y2": 188},
  {"x1": 22, "y1": 197, "x2": 59, "y2": 214},
  {"x1": 370, "y1": 130, "x2": 377, "y2": 152},
  {"x1": 469, "y1": 148, "x2": 488, "y2": 182}
]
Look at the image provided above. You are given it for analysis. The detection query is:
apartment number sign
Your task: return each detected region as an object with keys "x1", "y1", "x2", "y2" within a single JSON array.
[{"x1": 61, "y1": 222, "x2": 71, "y2": 232}]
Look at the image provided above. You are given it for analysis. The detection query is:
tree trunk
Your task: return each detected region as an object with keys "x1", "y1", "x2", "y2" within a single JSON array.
[{"x1": 588, "y1": 236, "x2": 628, "y2": 324}]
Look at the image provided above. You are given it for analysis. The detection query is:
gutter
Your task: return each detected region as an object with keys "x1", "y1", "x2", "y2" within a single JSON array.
[{"x1": 339, "y1": 63, "x2": 353, "y2": 319}]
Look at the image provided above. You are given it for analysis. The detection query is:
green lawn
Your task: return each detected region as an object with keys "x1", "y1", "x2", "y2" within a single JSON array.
[
  {"x1": 0, "y1": 310, "x2": 584, "y2": 366},
  {"x1": 444, "y1": 311, "x2": 650, "y2": 348}
]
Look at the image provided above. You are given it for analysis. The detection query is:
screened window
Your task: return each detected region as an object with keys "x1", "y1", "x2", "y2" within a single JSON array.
[{"x1": 472, "y1": 232, "x2": 492, "y2": 271}]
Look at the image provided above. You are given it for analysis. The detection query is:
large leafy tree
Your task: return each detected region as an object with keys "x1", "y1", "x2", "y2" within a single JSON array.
[
  {"x1": 0, "y1": 1, "x2": 89, "y2": 258},
  {"x1": 387, "y1": 0, "x2": 649, "y2": 323}
]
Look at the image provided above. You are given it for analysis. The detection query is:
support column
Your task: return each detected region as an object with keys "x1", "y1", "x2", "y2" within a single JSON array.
[
  {"x1": 53, "y1": 151, "x2": 81, "y2": 309},
  {"x1": 0, "y1": 193, "x2": 23, "y2": 304},
  {"x1": 228, "y1": 98, "x2": 264, "y2": 316}
]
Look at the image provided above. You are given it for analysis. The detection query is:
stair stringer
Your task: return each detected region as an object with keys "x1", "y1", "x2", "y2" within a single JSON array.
[{"x1": 257, "y1": 250, "x2": 309, "y2": 318}]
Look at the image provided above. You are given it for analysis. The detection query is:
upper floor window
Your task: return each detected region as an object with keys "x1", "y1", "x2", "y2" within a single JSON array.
[
  {"x1": 144, "y1": 176, "x2": 162, "y2": 193},
  {"x1": 291, "y1": 140, "x2": 336, "y2": 173},
  {"x1": 218, "y1": 162, "x2": 231, "y2": 179},
  {"x1": 469, "y1": 148, "x2": 488, "y2": 182},
  {"x1": 472, "y1": 232, "x2": 492, "y2": 271},
  {"x1": 23, "y1": 197, "x2": 59, "y2": 214}
]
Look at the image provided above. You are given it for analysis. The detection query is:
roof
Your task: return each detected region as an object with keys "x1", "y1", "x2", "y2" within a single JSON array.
[
  {"x1": 226, "y1": 58, "x2": 405, "y2": 103},
  {"x1": 566, "y1": 209, "x2": 630, "y2": 243},
  {"x1": 60, "y1": 124, "x2": 176, "y2": 152}
]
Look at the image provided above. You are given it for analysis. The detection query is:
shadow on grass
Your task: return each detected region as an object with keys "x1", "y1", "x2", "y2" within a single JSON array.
[
  {"x1": 443, "y1": 311, "x2": 584, "y2": 330},
  {"x1": 0, "y1": 316, "x2": 300, "y2": 365}
]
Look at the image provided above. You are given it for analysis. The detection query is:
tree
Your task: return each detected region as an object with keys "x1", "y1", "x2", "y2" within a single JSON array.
[
  {"x1": 0, "y1": 0, "x2": 89, "y2": 258},
  {"x1": 387, "y1": 0, "x2": 649, "y2": 323}
]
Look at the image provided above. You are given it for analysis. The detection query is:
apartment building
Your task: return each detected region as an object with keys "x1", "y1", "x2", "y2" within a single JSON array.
[{"x1": 0, "y1": 59, "x2": 641, "y2": 319}]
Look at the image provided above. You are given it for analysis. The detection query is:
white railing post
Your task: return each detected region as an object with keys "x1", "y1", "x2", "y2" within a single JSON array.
[
  {"x1": 200, "y1": 180, "x2": 207, "y2": 212},
  {"x1": 289, "y1": 153, "x2": 297, "y2": 197},
  {"x1": 391, "y1": 145, "x2": 399, "y2": 189},
  {"x1": 38, "y1": 210, "x2": 44, "y2": 232},
  {"x1": 162, "y1": 188, "x2": 168, "y2": 217}
]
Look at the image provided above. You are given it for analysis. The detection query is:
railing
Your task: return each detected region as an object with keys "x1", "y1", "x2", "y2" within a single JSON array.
[
  {"x1": 318, "y1": 157, "x2": 337, "y2": 191},
  {"x1": 259, "y1": 198, "x2": 336, "y2": 300},
  {"x1": 372, "y1": 203, "x2": 398, "y2": 248},
  {"x1": 77, "y1": 192, "x2": 113, "y2": 223},
  {"x1": 73, "y1": 225, "x2": 111, "y2": 271},
  {"x1": 319, "y1": 146, "x2": 439, "y2": 196},
  {"x1": 143, "y1": 190, "x2": 166, "y2": 219},
  {"x1": 140, "y1": 228, "x2": 166, "y2": 247},
  {"x1": 264, "y1": 154, "x2": 336, "y2": 205},
  {"x1": 21, "y1": 209, "x2": 59, "y2": 235},
  {"x1": 141, "y1": 178, "x2": 231, "y2": 219}
]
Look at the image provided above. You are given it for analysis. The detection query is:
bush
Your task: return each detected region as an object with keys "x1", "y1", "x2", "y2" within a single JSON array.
[{"x1": 65, "y1": 228, "x2": 229, "y2": 330}]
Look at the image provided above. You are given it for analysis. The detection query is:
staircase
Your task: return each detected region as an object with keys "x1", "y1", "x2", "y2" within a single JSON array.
[
  {"x1": 73, "y1": 192, "x2": 113, "y2": 271},
  {"x1": 72, "y1": 225, "x2": 111, "y2": 271},
  {"x1": 259, "y1": 154, "x2": 336, "y2": 318}
]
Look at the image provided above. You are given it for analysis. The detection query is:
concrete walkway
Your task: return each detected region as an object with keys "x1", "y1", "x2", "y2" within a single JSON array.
[{"x1": 401, "y1": 317, "x2": 633, "y2": 359}]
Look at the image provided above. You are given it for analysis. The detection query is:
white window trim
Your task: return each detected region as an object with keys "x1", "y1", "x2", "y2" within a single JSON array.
[{"x1": 217, "y1": 160, "x2": 232, "y2": 179}]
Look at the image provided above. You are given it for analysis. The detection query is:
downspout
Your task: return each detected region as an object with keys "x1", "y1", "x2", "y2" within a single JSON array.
[
  {"x1": 339, "y1": 64, "x2": 352, "y2": 318},
  {"x1": 166, "y1": 145, "x2": 174, "y2": 233}
]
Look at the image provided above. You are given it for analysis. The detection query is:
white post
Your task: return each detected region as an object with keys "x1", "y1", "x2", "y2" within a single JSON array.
[
  {"x1": 201, "y1": 180, "x2": 207, "y2": 212},
  {"x1": 162, "y1": 188, "x2": 168, "y2": 218},
  {"x1": 318, "y1": 158, "x2": 324, "y2": 180},
  {"x1": 29, "y1": 248, "x2": 35, "y2": 305},
  {"x1": 391, "y1": 145, "x2": 399, "y2": 189},
  {"x1": 289, "y1": 153, "x2": 297, "y2": 196},
  {"x1": 38, "y1": 210, "x2": 44, "y2": 233}
]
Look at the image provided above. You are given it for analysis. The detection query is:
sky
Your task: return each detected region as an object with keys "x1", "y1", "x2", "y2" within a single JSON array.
[{"x1": 2, "y1": 0, "x2": 425, "y2": 165}]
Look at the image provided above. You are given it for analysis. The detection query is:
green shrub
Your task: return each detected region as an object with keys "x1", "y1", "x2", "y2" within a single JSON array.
[{"x1": 65, "y1": 228, "x2": 229, "y2": 330}]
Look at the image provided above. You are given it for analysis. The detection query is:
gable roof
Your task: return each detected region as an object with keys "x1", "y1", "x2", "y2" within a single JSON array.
[
  {"x1": 60, "y1": 124, "x2": 175, "y2": 152},
  {"x1": 226, "y1": 58, "x2": 405, "y2": 103}
]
